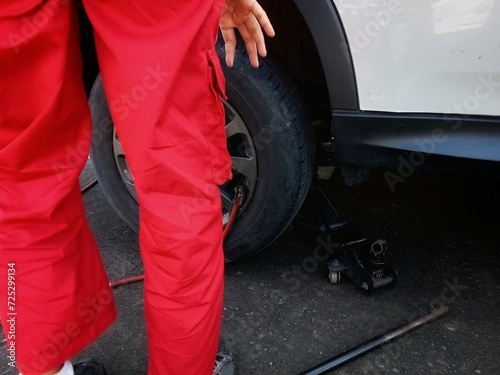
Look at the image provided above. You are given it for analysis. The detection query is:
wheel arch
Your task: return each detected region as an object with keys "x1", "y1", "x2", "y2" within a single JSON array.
[{"x1": 260, "y1": 0, "x2": 359, "y2": 112}]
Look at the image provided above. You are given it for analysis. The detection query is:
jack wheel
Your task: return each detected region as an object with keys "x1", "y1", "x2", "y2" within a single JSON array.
[{"x1": 328, "y1": 270, "x2": 341, "y2": 284}]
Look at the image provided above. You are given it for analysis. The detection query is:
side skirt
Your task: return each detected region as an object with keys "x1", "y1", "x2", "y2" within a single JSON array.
[{"x1": 333, "y1": 110, "x2": 500, "y2": 179}]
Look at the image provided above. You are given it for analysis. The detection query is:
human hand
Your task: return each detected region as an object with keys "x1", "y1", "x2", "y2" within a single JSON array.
[{"x1": 219, "y1": 0, "x2": 275, "y2": 68}]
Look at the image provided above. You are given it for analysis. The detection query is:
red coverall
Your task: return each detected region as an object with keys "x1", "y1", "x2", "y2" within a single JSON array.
[{"x1": 0, "y1": 0, "x2": 232, "y2": 374}]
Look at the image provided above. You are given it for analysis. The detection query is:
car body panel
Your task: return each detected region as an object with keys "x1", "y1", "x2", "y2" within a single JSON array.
[{"x1": 333, "y1": 0, "x2": 500, "y2": 116}]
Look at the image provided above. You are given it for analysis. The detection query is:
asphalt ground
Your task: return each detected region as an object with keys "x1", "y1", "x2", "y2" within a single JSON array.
[{"x1": 2, "y1": 162, "x2": 500, "y2": 374}]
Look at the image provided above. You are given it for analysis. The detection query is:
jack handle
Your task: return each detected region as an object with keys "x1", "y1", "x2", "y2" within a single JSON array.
[{"x1": 298, "y1": 305, "x2": 449, "y2": 375}]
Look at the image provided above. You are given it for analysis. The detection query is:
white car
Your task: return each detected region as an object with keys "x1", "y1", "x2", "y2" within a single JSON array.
[{"x1": 83, "y1": 0, "x2": 500, "y2": 260}]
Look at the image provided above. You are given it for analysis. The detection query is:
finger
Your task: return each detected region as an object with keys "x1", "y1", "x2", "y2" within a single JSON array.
[
  {"x1": 243, "y1": 36, "x2": 259, "y2": 67},
  {"x1": 242, "y1": 15, "x2": 266, "y2": 63},
  {"x1": 238, "y1": 23, "x2": 260, "y2": 67},
  {"x1": 221, "y1": 28, "x2": 237, "y2": 67},
  {"x1": 250, "y1": 2, "x2": 275, "y2": 38},
  {"x1": 248, "y1": 45, "x2": 259, "y2": 68}
]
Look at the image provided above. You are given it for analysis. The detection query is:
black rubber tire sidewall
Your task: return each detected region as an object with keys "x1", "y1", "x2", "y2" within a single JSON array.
[{"x1": 219, "y1": 44, "x2": 314, "y2": 260}]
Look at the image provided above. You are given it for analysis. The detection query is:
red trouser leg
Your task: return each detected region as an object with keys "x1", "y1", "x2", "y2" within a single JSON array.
[
  {"x1": 0, "y1": 1, "x2": 116, "y2": 374},
  {"x1": 83, "y1": 0, "x2": 232, "y2": 374}
]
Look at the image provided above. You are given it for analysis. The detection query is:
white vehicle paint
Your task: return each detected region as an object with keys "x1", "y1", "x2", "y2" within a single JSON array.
[{"x1": 334, "y1": 0, "x2": 500, "y2": 116}]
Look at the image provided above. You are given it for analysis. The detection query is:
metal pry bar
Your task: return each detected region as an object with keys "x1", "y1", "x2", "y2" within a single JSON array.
[{"x1": 297, "y1": 305, "x2": 449, "y2": 375}]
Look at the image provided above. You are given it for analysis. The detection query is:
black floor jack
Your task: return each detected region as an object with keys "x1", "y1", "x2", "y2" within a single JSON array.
[
  {"x1": 294, "y1": 185, "x2": 397, "y2": 292},
  {"x1": 293, "y1": 184, "x2": 448, "y2": 374}
]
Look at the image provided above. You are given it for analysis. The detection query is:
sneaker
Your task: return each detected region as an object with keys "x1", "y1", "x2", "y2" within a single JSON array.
[
  {"x1": 213, "y1": 340, "x2": 234, "y2": 375},
  {"x1": 73, "y1": 358, "x2": 107, "y2": 375}
]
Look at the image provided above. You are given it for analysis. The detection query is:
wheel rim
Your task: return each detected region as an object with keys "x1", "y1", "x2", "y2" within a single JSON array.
[{"x1": 112, "y1": 100, "x2": 258, "y2": 225}]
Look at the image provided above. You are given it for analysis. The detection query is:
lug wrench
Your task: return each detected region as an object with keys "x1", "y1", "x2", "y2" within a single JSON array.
[{"x1": 298, "y1": 305, "x2": 449, "y2": 375}]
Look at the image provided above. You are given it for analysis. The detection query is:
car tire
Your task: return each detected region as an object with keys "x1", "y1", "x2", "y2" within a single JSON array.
[{"x1": 89, "y1": 40, "x2": 314, "y2": 261}]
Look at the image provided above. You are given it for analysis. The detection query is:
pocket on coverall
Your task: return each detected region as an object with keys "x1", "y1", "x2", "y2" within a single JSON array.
[{"x1": 206, "y1": 47, "x2": 232, "y2": 185}]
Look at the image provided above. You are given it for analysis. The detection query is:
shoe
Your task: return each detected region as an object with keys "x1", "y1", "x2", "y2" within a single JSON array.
[
  {"x1": 73, "y1": 358, "x2": 107, "y2": 375},
  {"x1": 213, "y1": 340, "x2": 234, "y2": 375}
]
